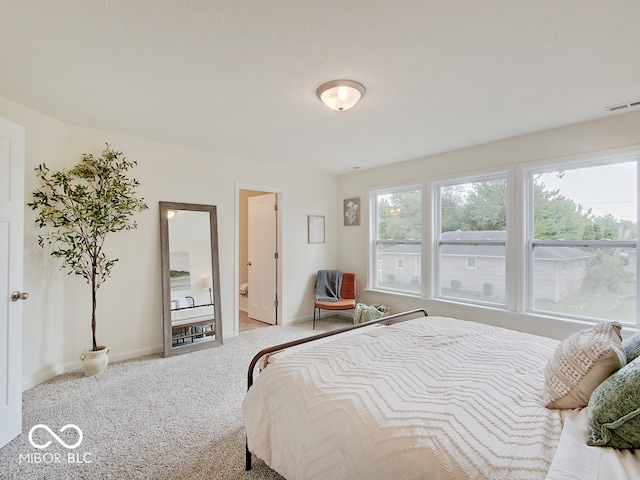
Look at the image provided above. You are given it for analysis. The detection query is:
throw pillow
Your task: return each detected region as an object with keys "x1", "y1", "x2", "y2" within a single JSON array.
[
  {"x1": 544, "y1": 322, "x2": 626, "y2": 409},
  {"x1": 587, "y1": 357, "x2": 640, "y2": 448},
  {"x1": 623, "y1": 332, "x2": 640, "y2": 363}
]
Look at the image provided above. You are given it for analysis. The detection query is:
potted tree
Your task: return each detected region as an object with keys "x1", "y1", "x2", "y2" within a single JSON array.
[{"x1": 28, "y1": 144, "x2": 148, "y2": 376}]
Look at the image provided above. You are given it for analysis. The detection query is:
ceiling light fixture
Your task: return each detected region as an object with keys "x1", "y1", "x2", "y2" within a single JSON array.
[{"x1": 316, "y1": 80, "x2": 366, "y2": 111}]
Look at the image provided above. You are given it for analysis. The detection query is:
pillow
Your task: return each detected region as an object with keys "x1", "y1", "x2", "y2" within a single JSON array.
[
  {"x1": 587, "y1": 357, "x2": 640, "y2": 448},
  {"x1": 544, "y1": 322, "x2": 626, "y2": 409},
  {"x1": 623, "y1": 332, "x2": 640, "y2": 363}
]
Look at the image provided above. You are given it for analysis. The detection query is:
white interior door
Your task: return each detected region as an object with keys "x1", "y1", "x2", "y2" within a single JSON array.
[
  {"x1": 248, "y1": 193, "x2": 277, "y2": 324},
  {"x1": 0, "y1": 117, "x2": 25, "y2": 448}
]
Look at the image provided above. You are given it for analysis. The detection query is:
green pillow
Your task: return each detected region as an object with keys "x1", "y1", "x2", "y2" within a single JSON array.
[
  {"x1": 587, "y1": 357, "x2": 640, "y2": 448},
  {"x1": 623, "y1": 332, "x2": 640, "y2": 363}
]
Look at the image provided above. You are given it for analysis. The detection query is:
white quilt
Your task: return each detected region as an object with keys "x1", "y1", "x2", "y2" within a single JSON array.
[{"x1": 243, "y1": 316, "x2": 567, "y2": 480}]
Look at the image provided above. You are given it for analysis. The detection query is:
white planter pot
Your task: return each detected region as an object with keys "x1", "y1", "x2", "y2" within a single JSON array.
[{"x1": 80, "y1": 346, "x2": 110, "y2": 376}]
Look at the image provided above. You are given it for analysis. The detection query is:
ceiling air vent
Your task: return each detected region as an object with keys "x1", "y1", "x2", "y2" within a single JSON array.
[{"x1": 605, "y1": 99, "x2": 640, "y2": 112}]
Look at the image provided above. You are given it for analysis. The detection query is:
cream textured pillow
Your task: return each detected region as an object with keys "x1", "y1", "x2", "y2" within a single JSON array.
[{"x1": 544, "y1": 322, "x2": 626, "y2": 409}]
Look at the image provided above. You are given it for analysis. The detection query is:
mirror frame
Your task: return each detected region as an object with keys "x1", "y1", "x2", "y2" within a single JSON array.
[{"x1": 160, "y1": 201, "x2": 223, "y2": 357}]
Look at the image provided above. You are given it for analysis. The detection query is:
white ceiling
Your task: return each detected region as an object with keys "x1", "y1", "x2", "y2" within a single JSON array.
[{"x1": 2, "y1": 1, "x2": 639, "y2": 175}]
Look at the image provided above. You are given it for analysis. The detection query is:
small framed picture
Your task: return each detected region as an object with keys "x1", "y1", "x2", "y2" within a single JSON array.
[
  {"x1": 343, "y1": 197, "x2": 360, "y2": 226},
  {"x1": 308, "y1": 215, "x2": 325, "y2": 243}
]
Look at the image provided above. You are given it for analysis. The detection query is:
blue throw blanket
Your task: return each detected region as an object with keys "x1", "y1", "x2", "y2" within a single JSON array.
[{"x1": 315, "y1": 270, "x2": 343, "y2": 302}]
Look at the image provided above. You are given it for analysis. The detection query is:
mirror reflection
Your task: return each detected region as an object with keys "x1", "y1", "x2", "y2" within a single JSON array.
[{"x1": 160, "y1": 202, "x2": 222, "y2": 356}]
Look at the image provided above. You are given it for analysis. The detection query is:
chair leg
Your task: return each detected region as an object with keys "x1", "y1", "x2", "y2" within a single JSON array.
[{"x1": 313, "y1": 307, "x2": 321, "y2": 329}]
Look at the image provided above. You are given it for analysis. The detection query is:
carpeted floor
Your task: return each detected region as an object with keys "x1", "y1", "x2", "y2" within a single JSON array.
[{"x1": 0, "y1": 315, "x2": 352, "y2": 479}]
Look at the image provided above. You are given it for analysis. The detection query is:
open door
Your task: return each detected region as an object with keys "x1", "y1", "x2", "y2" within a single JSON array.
[
  {"x1": 0, "y1": 117, "x2": 25, "y2": 448},
  {"x1": 247, "y1": 193, "x2": 277, "y2": 324}
]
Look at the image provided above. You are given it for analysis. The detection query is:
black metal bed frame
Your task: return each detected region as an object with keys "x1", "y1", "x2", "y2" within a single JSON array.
[{"x1": 244, "y1": 307, "x2": 429, "y2": 471}]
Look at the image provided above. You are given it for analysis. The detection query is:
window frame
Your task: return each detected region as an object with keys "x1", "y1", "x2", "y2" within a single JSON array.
[
  {"x1": 368, "y1": 147, "x2": 640, "y2": 328},
  {"x1": 433, "y1": 171, "x2": 510, "y2": 308},
  {"x1": 369, "y1": 183, "x2": 423, "y2": 295},
  {"x1": 524, "y1": 155, "x2": 639, "y2": 324}
]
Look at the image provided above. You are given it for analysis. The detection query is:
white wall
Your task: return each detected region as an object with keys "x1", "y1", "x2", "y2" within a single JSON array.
[
  {"x1": 0, "y1": 96, "x2": 339, "y2": 389},
  {"x1": 337, "y1": 110, "x2": 640, "y2": 341},
  {"x1": 9, "y1": 91, "x2": 639, "y2": 389}
]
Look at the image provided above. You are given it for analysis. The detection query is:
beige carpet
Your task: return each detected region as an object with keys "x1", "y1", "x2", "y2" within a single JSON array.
[{"x1": 0, "y1": 315, "x2": 351, "y2": 479}]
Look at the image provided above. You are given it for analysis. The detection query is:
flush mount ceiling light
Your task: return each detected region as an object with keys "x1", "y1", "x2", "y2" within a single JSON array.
[{"x1": 316, "y1": 80, "x2": 366, "y2": 111}]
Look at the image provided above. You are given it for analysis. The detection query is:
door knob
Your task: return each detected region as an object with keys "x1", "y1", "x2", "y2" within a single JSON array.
[
  {"x1": 247, "y1": 261, "x2": 252, "y2": 266},
  {"x1": 11, "y1": 291, "x2": 29, "y2": 302}
]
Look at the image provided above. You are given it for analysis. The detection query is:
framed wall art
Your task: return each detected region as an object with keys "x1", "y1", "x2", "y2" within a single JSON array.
[
  {"x1": 308, "y1": 215, "x2": 325, "y2": 243},
  {"x1": 343, "y1": 197, "x2": 360, "y2": 226},
  {"x1": 169, "y1": 251, "x2": 191, "y2": 290}
]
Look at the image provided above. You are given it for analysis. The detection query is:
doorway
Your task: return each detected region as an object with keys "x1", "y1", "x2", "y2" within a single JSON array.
[{"x1": 237, "y1": 186, "x2": 282, "y2": 334}]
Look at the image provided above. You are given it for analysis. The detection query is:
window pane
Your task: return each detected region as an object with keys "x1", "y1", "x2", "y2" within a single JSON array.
[
  {"x1": 533, "y1": 162, "x2": 637, "y2": 241},
  {"x1": 437, "y1": 177, "x2": 507, "y2": 306},
  {"x1": 439, "y1": 243, "x2": 505, "y2": 306},
  {"x1": 376, "y1": 189, "x2": 422, "y2": 240},
  {"x1": 440, "y1": 178, "x2": 507, "y2": 233},
  {"x1": 373, "y1": 187, "x2": 422, "y2": 295},
  {"x1": 376, "y1": 243, "x2": 421, "y2": 292},
  {"x1": 531, "y1": 244, "x2": 636, "y2": 324}
]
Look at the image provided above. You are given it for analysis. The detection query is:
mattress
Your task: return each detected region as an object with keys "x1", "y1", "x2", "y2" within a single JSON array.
[{"x1": 243, "y1": 316, "x2": 566, "y2": 480}]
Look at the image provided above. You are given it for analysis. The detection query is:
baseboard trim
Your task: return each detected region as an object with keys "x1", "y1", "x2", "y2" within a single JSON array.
[
  {"x1": 22, "y1": 345, "x2": 164, "y2": 391},
  {"x1": 22, "y1": 366, "x2": 66, "y2": 391},
  {"x1": 284, "y1": 311, "x2": 352, "y2": 326},
  {"x1": 65, "y1": 345, "x2": 164, "y2": 373},
  {"x1": 103, "y1": 345, "x2": 164, "y2": 364}
]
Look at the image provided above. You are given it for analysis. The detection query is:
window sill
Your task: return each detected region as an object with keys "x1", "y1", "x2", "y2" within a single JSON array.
[{"x1": 362, "y1": 289, "x2": 640, "y2": 339}]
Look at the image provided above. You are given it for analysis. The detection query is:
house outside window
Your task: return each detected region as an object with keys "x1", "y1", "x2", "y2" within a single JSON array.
[{"x1": 371, "y1": 185, "x2": 422, "y2": 294}]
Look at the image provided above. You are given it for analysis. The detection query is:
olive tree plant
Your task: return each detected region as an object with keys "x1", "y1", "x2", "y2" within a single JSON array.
[{"x1": 28, "y1": 145, "x2": 148, "y2": 351}]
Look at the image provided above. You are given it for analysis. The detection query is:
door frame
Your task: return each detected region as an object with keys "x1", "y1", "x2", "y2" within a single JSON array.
[{"x1": 235, "y1": 183, "x2": 283, "y2": 334}]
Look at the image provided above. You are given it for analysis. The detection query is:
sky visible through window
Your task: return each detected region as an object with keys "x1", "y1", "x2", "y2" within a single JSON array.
[{"x1": 536, "y1": 162, "x2": 637, "y2": 222}]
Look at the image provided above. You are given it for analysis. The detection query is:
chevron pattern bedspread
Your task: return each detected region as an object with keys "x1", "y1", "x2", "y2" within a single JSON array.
[{"x1": 243, "y1": 316, "x2": 565, "y2": 480}]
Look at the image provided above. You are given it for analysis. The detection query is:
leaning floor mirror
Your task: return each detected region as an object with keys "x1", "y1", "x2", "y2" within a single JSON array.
[{"x1": 160, "y1": 202, "x2": 223, "y2": 357}]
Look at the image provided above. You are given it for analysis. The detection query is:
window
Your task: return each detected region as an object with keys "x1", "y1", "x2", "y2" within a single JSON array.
[
  {"x1": 369, "y1": 150, "x2": 639, "y2": 327},
  {"x1": 371, "y1": 185, "x2": 422, "y2": 294},
  {"x1": 436, "y1": 175, "x2": 507, "y2": 306},
  {"x1": 527, "y1": 159, "x2": 637, "y2": 324}
]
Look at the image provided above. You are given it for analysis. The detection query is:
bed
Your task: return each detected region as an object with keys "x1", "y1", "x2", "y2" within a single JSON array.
[
  {"x1": 170, "y1": 304, "x2": 215, "y2": 344},
  {"x1": 242, "y1": 309, "x2": 640, "y2": 479}
]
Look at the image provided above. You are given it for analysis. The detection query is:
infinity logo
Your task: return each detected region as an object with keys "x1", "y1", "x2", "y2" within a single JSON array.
[{"x1": 28, "y1": 424, "x2": 83, "y2": 450}]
